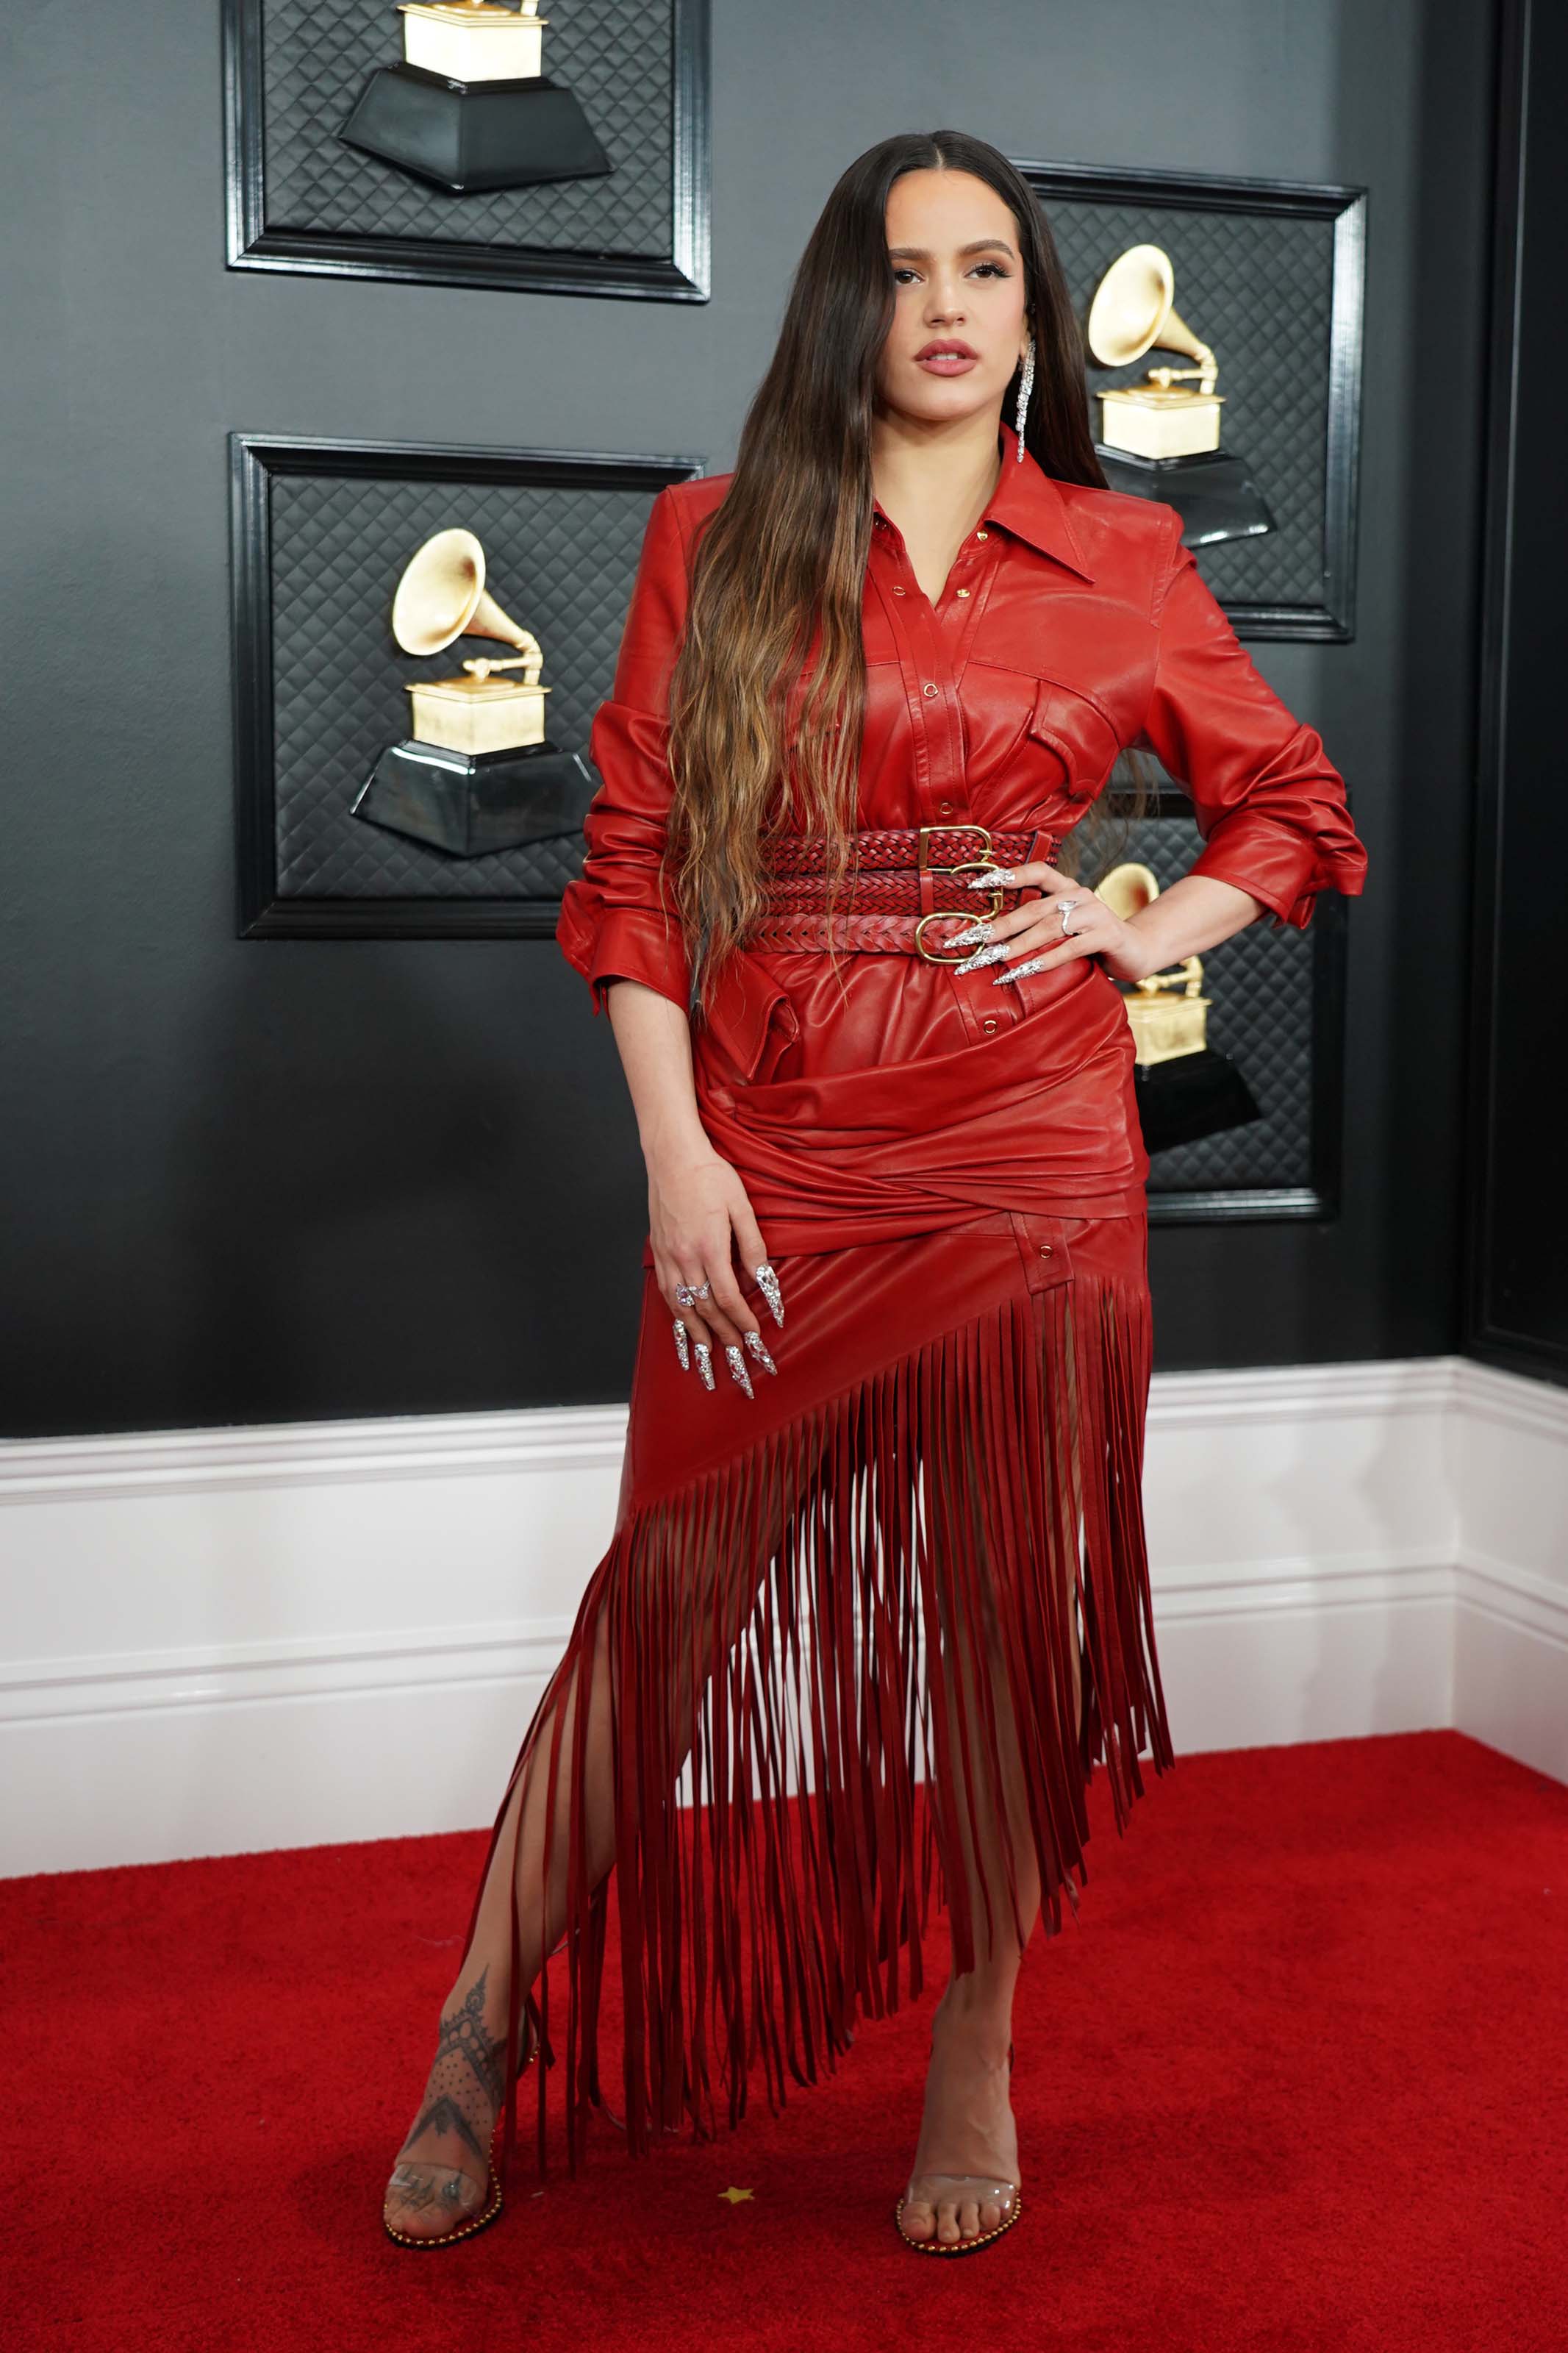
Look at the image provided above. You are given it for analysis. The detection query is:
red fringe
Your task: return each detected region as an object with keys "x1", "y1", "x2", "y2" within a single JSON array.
[{"x1": 459, "y1": 1267, "x2": 1173, "y2": 2182}]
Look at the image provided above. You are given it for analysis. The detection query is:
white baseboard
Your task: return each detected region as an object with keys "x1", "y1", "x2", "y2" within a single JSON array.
[
  {"x1": 2, "y1": 1357, "x2": 1563, "y2": 1877},
  {"x1": 1448, "y1": 1359, "x2": 1568, "y2": 1784}
]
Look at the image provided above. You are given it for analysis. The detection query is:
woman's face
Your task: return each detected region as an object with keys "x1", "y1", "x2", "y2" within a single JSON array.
[{"x1": 876, "y1": 168, "x2": 1031, "y2": 431}]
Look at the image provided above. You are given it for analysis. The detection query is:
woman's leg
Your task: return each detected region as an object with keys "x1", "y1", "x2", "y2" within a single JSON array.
[
  {"x1": 383, "y1": 1605, "x2": 620, "y2": 2239},
  {"x1": 897, "y1": 1568, "x2": 1050, "y2": 2245},
  {"x1": 384, "y1": 1454, "x2": 801, "y2": 2238}
]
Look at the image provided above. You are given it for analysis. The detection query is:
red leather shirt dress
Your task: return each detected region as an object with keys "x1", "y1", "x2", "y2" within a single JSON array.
[{"x1": 465, "y1": 420, "x2": 1370, "y2": 2181}]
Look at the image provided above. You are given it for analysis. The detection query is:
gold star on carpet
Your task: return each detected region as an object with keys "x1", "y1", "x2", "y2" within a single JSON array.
[{"x1": 717, "y1": 2185, "x2": 755, "y2": 2204}]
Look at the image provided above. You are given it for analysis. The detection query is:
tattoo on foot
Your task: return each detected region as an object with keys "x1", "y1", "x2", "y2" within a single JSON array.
[
  {"x1": 435, "y1": 1968, "x2": 506, "y2": 2110},
  {"x1": 395, "y1": 1967, "x2": 509, "y2": 2179},
  {"x1": 400, "y1": 2093, "x2": 488, "y2": 2169},
  {"x1": 387, "y1": 2160, "x2": 482, "y2": 2216}
]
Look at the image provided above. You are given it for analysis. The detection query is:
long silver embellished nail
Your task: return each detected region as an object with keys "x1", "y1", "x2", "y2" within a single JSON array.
[
  {"x1": 742, "y1": 1328, "x2": 778, "y2": 1376},
  {"x1": 969, "y1": 865, "x2": 1016, "y2": 888},
  {"x1": 953, "y1": 941, "x2": 1012, "y2": 974},
  {"x1": 945, "y1": 919, "x2": 992, "y2": 949},
  {"x1": 755, "y1": 1263, "x2": 784, "y2": 1329},
  {"x1": 671, "y1": 1317, "x2": 690, "y2": 1370},
  {"x1": 992, "y1": 957, "x2": 1050, "y2": 985},
  {"x1": 724, "y1": 1343, "x2": 755, "y2": 1399},
  {"x1": 694, "y1": 1342, "x2": 715, "y2": 1391}
]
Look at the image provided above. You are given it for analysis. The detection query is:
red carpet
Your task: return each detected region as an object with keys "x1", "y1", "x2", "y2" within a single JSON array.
[{"x1": 7, "y1": 1731, "x2": 1565, "y2": 2352}]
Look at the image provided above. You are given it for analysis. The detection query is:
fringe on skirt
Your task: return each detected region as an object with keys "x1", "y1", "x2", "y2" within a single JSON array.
[{"x1": 459, "y1": 1260, "x2": 1173, "y2": 2182}]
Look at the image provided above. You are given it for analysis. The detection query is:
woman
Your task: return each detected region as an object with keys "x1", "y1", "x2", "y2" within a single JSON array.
[{"x1": 382, "y1": 129, "x2": 1368, "y2": 2257}]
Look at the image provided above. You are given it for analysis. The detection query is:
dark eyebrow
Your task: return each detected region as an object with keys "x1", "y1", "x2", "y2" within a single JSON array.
[{"x1": 886, "y1": 238, "x2": 1017, "y2": 261}]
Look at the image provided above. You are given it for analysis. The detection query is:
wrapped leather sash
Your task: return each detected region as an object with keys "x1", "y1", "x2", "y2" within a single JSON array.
[{"x1": 691, "y1": 825, "x2": 1149, "y2": 1259}]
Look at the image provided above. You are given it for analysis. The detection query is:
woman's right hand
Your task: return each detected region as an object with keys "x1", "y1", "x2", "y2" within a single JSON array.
[{"x1": 646, "y1": 1143, "x2": 782, "y2": 1398}]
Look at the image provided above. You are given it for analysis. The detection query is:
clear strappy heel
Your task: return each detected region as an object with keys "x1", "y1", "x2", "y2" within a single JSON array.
[
  {"x1": 894, "y1": 2038, "x2": 1023, "y2": 2255},
  {"x1": 382, "y1": 1987, "x2": 544, "y2": 2252}
]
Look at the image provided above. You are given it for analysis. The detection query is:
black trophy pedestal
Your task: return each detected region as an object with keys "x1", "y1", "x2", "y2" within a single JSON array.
[
  {"x1": 351, "y1": 740, "x2": 598, "y2": 857},
  {"x1": 1094, "y1": 447, "x2": 1275, "y2": 550},
  {"x1": 1133, "y1": 1046, "x2": 1262, "y2": 1154},
  {"x1": 339, "y1": 65, "x2": 612, "y2": 193}
]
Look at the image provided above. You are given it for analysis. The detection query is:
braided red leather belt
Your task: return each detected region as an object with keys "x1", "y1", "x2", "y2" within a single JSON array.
[{"x1": 752, "y1": 822, "x2": 1050, "y2": 962}]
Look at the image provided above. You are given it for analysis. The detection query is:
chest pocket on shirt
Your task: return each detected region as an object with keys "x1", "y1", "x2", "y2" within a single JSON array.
[
  {"x1": 1025, "y1": 677, "x2": 1125, "y2": 805},
  {"x1": 963, "y1": 665, "x2": 1067, "y2": 799}
]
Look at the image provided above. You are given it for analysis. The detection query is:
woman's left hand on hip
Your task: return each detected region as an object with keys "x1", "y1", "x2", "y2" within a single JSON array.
[{"x1": 948, "y1": 859, "x2": 1156, "y2": 987}]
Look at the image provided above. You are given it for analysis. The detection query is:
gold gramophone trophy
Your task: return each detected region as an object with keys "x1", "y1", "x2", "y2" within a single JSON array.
[
  {"x1": 1086, "y1": 245, "x2": 1273, "y2": 548},
  {"x1": 1098, "y1": 863, "x2": 1262, "y2": 1151},
  {"x1": 339, "y1": 0, "x2": 611, "y2": 194},
  {"x1": 349, "y1": 529, "x2": 598, "y2": 857}
]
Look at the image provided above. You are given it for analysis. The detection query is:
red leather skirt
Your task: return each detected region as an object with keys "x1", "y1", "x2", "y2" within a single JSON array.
[{"x1": 465, "y1": 839, "x2": 1175, "y2": 2181}]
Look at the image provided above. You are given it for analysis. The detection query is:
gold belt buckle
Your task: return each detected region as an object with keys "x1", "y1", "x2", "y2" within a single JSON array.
[{"x1": 913, "y1": 824, "x2": 1002, "y2": 962}]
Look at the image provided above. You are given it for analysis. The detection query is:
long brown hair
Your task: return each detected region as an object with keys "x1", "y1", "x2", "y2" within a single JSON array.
[{"x1": 666, "y1": 129, "x2": 1144, "y2": 1019}]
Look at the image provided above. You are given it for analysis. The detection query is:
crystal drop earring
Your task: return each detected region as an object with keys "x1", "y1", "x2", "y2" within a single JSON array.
[{"x1": 1014, "y1": 336, "x2": 1035, "y2": 460}]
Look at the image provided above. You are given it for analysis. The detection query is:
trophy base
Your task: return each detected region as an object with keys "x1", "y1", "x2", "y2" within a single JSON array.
[
  {"x1": 1093, "y1": 447, "x2": 1275, "y2": 550},
  {"x1": 339, "y1": 65, "x2": 612, "y2": 193},
  {"x1": 1134, "y1": 1046, "x2": 1262, "y2": 1155},
  {"x1": 351, "y1": 739, "x2": 598, "y2": 857}
]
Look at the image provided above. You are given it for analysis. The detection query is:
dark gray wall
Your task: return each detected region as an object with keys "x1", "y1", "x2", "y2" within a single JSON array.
[
  {"x1": 0, "y1": 1, "x2": 1498, "y2": 1438},
  {"x1": 1465, "y1": 0, "x2": 1568, "y2": 1386}
]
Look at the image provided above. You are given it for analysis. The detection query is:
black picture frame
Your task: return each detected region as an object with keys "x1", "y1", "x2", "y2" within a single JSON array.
[
  {"x1": 1098, "y1": 788, "x2": 1349, "y2": 1227},
  {"x1": 229, "y1": 433, "x2": 704, "y2": 938},
  {"x1": 1016, "y1": 157, "x2": 1367, "y2": 643},
  {"x1": 223, "y1": 0, "x2": 711, "y2": 301}
]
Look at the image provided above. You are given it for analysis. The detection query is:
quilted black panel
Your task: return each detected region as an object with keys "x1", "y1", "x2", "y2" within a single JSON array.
[
  {"x1": 1042, "y1": 196, "x2": 1336, "y2": 617},
  {"x1": 261, "y1": 0, "x2": 671, "y2": 254},
  {"x1": 269, "y1": 471, "x2": 658, "y2": 899},
  {"x1": 1075, "y1": 805, "x2": 1317, "y2": 1193}
]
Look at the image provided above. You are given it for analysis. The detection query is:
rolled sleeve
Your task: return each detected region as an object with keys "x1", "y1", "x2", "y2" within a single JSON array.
[
  {"x1": 556, "y1": 485, "x2": 695, "y2": 1015},
  {"x1": 1137, "y1": 511, "x2": 1369, "y2": 932}
]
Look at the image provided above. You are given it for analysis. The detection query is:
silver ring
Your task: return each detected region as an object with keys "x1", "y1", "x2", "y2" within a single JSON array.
[
  {"x1": 1058, "y1": 896, "x2": 1080, "y2": 935},
  {"x1": 674, "y1": 1279, "x2": 712, "y2": 1310}
]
